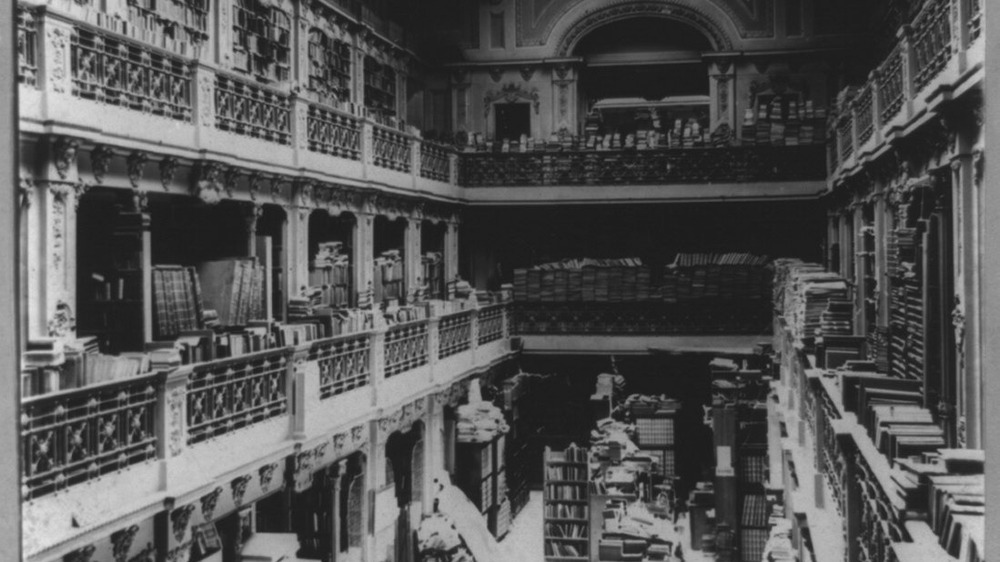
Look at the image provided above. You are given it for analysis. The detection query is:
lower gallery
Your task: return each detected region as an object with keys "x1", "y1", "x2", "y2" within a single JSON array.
[{"x1": 12, "y1": 1, "x2": 987, "y2": 562}]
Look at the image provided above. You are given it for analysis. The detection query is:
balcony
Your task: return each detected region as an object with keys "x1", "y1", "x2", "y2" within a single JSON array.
[
  {"x1": 831, "y1": 0, "x2": 983, "y2": 179},
  {"x1": 20, "y1": 305, "x2": 513, "y2": 558}
]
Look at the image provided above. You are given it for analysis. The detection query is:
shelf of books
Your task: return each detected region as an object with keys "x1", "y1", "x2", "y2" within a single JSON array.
[
  {"x1": 374, "y1": 249, "x2": 404, "y2": 304},
  {"x1": 422, "y1": 252, "x2": 444, "y2": 300},
  {"x1": 739, "y1": 97, "x2": 827, "y2": 147},
  {"x1": 543, "y1": 444, "x2": 591, "y2": 562},
  {"x1": 308, "y1": 241, "x2": 352, "y2": 309},
  {"x1": 363, "y1": 56, "x2": 396, "y2": 125},
  {"x1": 456, "y1": 433, "x2": 509, "y2": 539}
]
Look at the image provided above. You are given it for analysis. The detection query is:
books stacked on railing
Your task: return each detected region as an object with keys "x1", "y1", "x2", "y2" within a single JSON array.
[
  {"x1": 773, "y1": 259, "x2": 850, "y2": 341},
  {"x1": 820, "y1": 299, "x2": 854, "y2": 336},
  {"x1": 664, "y1": 252, "x2": 772, "y2": 303},
  {"x1": 513, "y1": 258, "x2": 647, "y2": 303}
]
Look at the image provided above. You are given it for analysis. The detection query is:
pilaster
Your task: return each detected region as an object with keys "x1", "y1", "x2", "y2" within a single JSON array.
[
  {"x1": 550, "y1": 63, "x2": 578, "y2": 134},
  {"x1": 159, "y1": 370, "x2": 190, "y2": 492},
  {"x1": 443, "y1": 219, "x2": 460, "y2": 298},
  {"x1": 287, "y1": 205, "x2": 311, "y2": 301},
  {"x1": 404, "y1": 217, "x2": 421, "y2": 303},
  {"x1": 709, "y1": 59, "x2": 736, "y2": 133},
  {"x1": 216, "y1": 0, "x2": 234, "y2": 70},
  {"x1": 354, "y1": 212, "x2": 375, "y2": 307}
]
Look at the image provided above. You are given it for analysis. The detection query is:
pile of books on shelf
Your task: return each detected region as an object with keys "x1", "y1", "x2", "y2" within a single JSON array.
[
  {"x1": 152, "y1": 265, "x2": 204, "y2": 340},
  {"x1": 820, "y1": 299, "x2": 854, "y2": 336},
  {"x1": 773, "y1": 259, "x2": 850, "y2": 341},
  {"x1": 662, "y1": 252, "x2": 772, "y2": 303},
  {"x1": 308, "y1": 241, "x2": 351, "y2": 308},
  {"x1": 374, "y1": 249, "x2": 403, "y2": 302},
  {"x1": 195, "y1": 258, "x2": 265, "y2": 328},
  {"x1": 512, "y1": 257, "x2": 648, "y2": 302},
  {"x1": 740, "y1": 99, "x2": 827, "y2": 147},
  {"x1": 891, "y1": 449, "x2": 984, "y2": 561}
]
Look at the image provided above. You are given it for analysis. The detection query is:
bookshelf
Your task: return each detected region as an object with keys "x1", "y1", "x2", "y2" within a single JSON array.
[
  {"x1": 500, "y1": 374, "x2": 540, "y2": 520},
  {"x1": 543, "y1": 444, "x2": 590, "y2": 562},
  {"x1": 308, "y1": 241, "x2": 352, "y2": 309},
  {"x1": 307, "y1": 30, "x2": 352, "y2": 107},
  {"x1": 79, "y1": 211, "x2": 152, "y2": 354},
  {"x1": 363, "y1": 56, "x2": 396, "y2": 124},
  {"x1": 455, "y1": 434, "x2": 508, "y2": 538},
  {"x1": 740, "y1": 91, "x2": 827, "y2": 147},
  {"x1": 232, "y1": 0, "x2": 291, "y2": 82}
]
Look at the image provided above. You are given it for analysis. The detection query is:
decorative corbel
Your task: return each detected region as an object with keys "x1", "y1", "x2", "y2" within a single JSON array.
[
  {"x1": 64, "y1": 545, "x2": 96, "y2": 562},
  {"x1": 259, "y1": 462, "x2": 279, "y2": 492},
  {"x1": 73, "y1": 181, "x2": 92, "y2": 210},
  {"x1": 230, "y1": 474, "x2": 253, "y2": 507},
  {"x1": 160, "y1": 156, "x2": 179, "y2": 191},
  {"x1": 110, "y1": 524, "x2": 140, "y2": 562},
  {"x1": 488, "y1": 66, "x2": 504, "y2": 83},
  {"x1": 47, "y1": 300, "x2": 75, "y2": 337},
  {"x1": 52, "y1": 137, "x2": 79, "y2": 180},
  {"x1": 519, "y1": 66, "x2": 534, "y2": 82},
  {"x1": 270, "y1": 176, "x2": 288, "y2": 202},
  {"x1": 191, "y1": 161, "x2": 225, "y2": 205},
  {"x1": 90, "y1": 145, "x2": 114, "y2": 184},
  {"x1": 126, "y1": 151, "x2": 148, "y2": 188},
  {"x1": 169, "y1": 504, "x2": 197, "y2": 542},
  {"x1": 199, "y1": 486, "x2": 224, "y2": 522},
  {"x1": 223, "y1": 166, "x2": 241, "y2": 198},
  {"x1": 19, "y1": 177, "x2": 33, "y2": 210},
  {"x1": 296, "y1": 179, "x2": 315, "y2": 207}
]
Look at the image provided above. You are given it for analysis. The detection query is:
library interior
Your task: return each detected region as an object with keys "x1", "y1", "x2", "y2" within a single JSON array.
[{"x1": 9, "y1": 1, "x2": 989, "y2": 562}]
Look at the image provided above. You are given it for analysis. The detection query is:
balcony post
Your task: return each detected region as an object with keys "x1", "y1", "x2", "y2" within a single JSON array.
[
  {"x1": 290, "y1": 346, "x2": 313, "y2": 440},
  {"x1": 898, "y1": 25, "x2": 915, "y2": 122},
  {"x1": 216, "y1": 0, "x2": 235, "y2": 70},
  {"x1": 353, "y1": 211, "x2": 375, "y2": 307},
  {"x1": 868, "y1": 71, "x2": 883, "y2": 147},
  {"x1": 443, "y1": 218, "x2": 460, "y2": 299},
  {"x1": 449, "y1": 152, "x2": 460, "y2": 186},
  {"x1": 412, "y1": 139, "x2": 422, "y2": 184},
  {"x1": 469, "y1": 309, "x2": 480, "y2": 367},
  {"x1": 951, "y1": 0, "x2": 969, "y2": 71},
  {"x1": 287, "y1": 205, "x2": 311, "y2": 303},
  {"x1": 370, "y1": 328, "x2": 386, "y2": 407},
  {"x1": 158, "y1": 369, "x2": 190, "y2": 491},
  {"x1": 192, "y1": 63, "x2": 216, "y2": 145},
  {"x1": 292, "y1": 95, "x2": 310, "y2": 167},
  {"x1": 427, "y1": 317, "x2": 440, "y2": 382},
  {"x1": 37, "y1": 14, "x2": 73, "y2": 100},
  {"x1": 404, "y1": 216, "x2": 421, "y2": 304},
  {"x1": 361, "y1": 120, "x2": 374, "y2": 180}
]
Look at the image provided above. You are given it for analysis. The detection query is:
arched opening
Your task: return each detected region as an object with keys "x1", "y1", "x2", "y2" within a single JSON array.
[{"x1": 573, "y1": 17, "x2": 714, "y2": 148}]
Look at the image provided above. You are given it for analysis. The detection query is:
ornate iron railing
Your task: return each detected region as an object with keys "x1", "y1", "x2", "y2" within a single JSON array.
[
  {"x1": 855, "y1": 452, "x2": 908, "y2": 562},
  {"x1": 438, "y1": 311, "x2": 473, "y2": 359},
  {"x1": 17, "y1": 7, "x2": 37, "y2": 87},
  {"x1": 458, "y1": 146, "x2": 827, "y2": 187},
  {"x1": 186, "y1": 349, "x2": 290, "y2": 444},
  {"x1": 854, "y1": 86, "x2": 875, "y2": 147},
  {"x1": 968, "y1": 0, "x2": 983, "y2": 43},
  {"x1": 308, "y1": 333, "x2": 371, "y2": 399},
  {"x1": 371, "y1": 124, "x2": 412, "y2": 172},
  {"x1": 70, "y1": 27, "x2": 193, "y2": 121},
  {"x1": 512, "y1": 302, "x2": 772, "y2": 335},
  {"x1": 215, "y1": 74, "x2": 291, "y2": 144},
  {"x1": 477, "y1": 305, "x2": 505, "y2": 345},
  {"x1": 813, "y1": 379, "x2": 846, "y2": 517},
  {"x1": 837, "y1": 115, "x2": 854, "y2": 162},
  {"x1": 419, "y1": 142, "x2": 451, "y2": 182},
  {"x1": 877, "y1": 46, "x2": 905, "y2": 126},
  {"x1": 911, "y1": 0, "x2": 952, "y2": 92},
  {"x1": 383, "y1": 321, "x2": 428, "y2": 377},
  {"x1": 307, "y1": 105, "x2": 362, "y2": 160},
  {"x1": 21, "y1": 372, "x2": 162, "y2": 500}
]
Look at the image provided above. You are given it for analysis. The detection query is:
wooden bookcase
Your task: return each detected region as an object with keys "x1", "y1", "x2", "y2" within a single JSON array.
[
  {"x1": 363, "y1": 56, "x2": 396, "y2": 123},
  {"x1": 543, "y1": 444, "x2": 590, "y2": 562},
  {"x1": 455, "y1": 434, "x2": 508, "y2": 539}
]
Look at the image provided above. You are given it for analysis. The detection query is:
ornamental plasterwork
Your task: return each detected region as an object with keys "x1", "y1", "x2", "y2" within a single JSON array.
[
  {"x1": 259, "y1": 462, "x2": 279, "y2": 492},
  {"x1": 223, "y1": 166, "x2": 241, "y2": 198},
  {"x1": 199, "y1": 486, "x2": 224, "y2": 521},
  {"x1": 170, "y1": 504, "x2": 196, "y2": 542},
  {"x1": 230, "y1": 474, "x2": 253, "y2": 507},
  {"x1": 53, "y1": 136, "x2": 79, "y2": 180},
  {"x1": 111, "y1": 524, "x2": 140, "y2": 562},
  {"x1": 248, "y1": 171, "x2": 264, "y2": 201},
  {"x1": 65, "y1": 545, "x2": 96, "y2": 562},
  {"x1": 191, "y1": 161, "x2": 226, "y2": 205},
  {"x1": 90, "y1": 145, "x2": 114, "y2": 184},
  {"x1": 378, "y1": 397, "x2": 427, "y2": 436},
  {"x1": 166, "y1": 541, "x2": 192, "y2": 562},
  {"x1": 484, "y1": 83, "x2": 541, "y2": 118},
  {"x1": 167, "y1": 385, "x2": 185, "y2": 457},
  {"x1": 160, "y1": 157, "x2": 179, "y2": 191},
  {"x1": 47, "y1": 300, "x2": 75, "y2": 338},
  {"x1": 46, "y1": 25, "x2": 70, "y2": 93},
  {"x1": 127, "y1": 151, "x2": 149, "y2": 188}
]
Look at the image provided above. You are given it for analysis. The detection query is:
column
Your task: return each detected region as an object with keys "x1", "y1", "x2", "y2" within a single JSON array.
[
  {"x1": 354, "y1": 212, "x2": 375, "y2": 307},
  {"x1": 959, "y1": 149, "x2": 981, "y2": 448},
  {"x1": 443, "y1": 219, "x2": 459, "y2": 299},
  {"x1": 550, "y1": 63, "x2": 578, "y2": 135},
  {"x1": 874, "y1": 191, "x2": 890, "y2": 327},
  {"x1": 853, "y1": 203, "x2": 866, "y2": 334},
  {"x1": 216, "y1": 0, "x2": 235, "y2": 69},
  {"x1": 30, "y1": 136, "x2": 80, "y2": 341},
  {"x1": 404, "y1": 217, "x2": 421, "y2": 303},
  {"x1": 330, "y1": 461, "x2": 344, "y2": 562},
  {"x1": 826, "y1": 211, "x2": 839, "y2": 271},
  {"x1": 158, "y1": 371, "x2": 190, "y2": 491},
  {"x1": 286, "y1": 205, "x2": 310, "y2": 300},
  {"x1": 708, "y1": 59, "x2": 737, "y2": 134}
]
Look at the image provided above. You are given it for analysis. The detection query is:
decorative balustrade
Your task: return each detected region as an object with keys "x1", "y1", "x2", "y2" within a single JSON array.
[
  {"x1": 837, "y1": 115, "x2": 854, "y2": 162},
  {"x1": 419, "y1": 142, "x2": 451, "y2": 182},
  {"x1": 813, "y1": 378, "x2": 847, "y2": 516},
  {"x1": 17, "y1": 7, "x2": 37, "y2": 87},
  {"x1": 458, "y1": 146, "x2": 827, "y2": 187},
  {"x1": 21, "y1": 372, "x2": 162, "y2": 500},
  {"x1": 215, "y1": 74, "x2": 291, "y2": 144},
  {"x1": 477, "y1": 304, "x2": 505, "y2": 345},
  {"x1": 512, "y1": 302, "x2": 771, "y2": 336},
  {"x1": 70, "y1": 26, "x2": 193, "y2": 121},
  {"x1": 438, "y1": 311, "x2": 473, "y2": 359},
  {"x1": 910, "y1": 0, "x2": 953, "y2": 92},
  {"x1": 877, "y1": 46, "x2": 905, "y2": 126},
  {"x1": 307, "y1": 105, "x2": 362, "y2": 160},
  {"x1": 855, "y1": 86, "x2": 875, "y2": 147},
  {"x1": 186, "y1": 349, "x2": 291, "y2": 445},
  {"x1": 371, "y1": 124, "x2": 413, "y2": 172},
  {"x1": 383, "y1": 320, "x2": 429, "y2": 377},
  {"x1": 309, "y1": 333, "x2": 372, "y2": 399},
  {"x1": 968, "y1": 0, "x2": 983, "y2": 43},
  {"x1": 855, "y1": 452, "x2": 908, "y2": 562}
]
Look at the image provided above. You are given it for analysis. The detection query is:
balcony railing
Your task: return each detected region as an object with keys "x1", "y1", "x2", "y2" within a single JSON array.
[
  {"x1": 512, "y1": 301, "x2": 772, "y2": 336},
  {"x1": 854, "y1": 86, "x2": 875, "y2": 146},
  {"x1": 419, "y1": 141, "x2": 451, "y2": 182},
  {"x1": 458, "y1": 146, "x2": 827, "y2": 187},
  {"x1": 307, "y1": 104, "x2": 362, "y2": 160},
  {"x1": 383, "y1": 320, "x2": 429, "y2": 377},
  {"x1": 309, "y1": 333, "x2": 371, "y2": 399},
  {"x1": 837, "y1": 115, "x2": 854, "y2": 162},
  {"x1": 17, "y1": 7, "x2": 37, "y2": 87},
  {"x1": 215, "y1": 74, "x2": 291, "y2": 145},
  {"x1": 438, "y1": 311, "x2": 473, "y2": 359},
  {"x1": 70, "y1": 26, "x2": 192, "y2": 121},
  {"x1": 371, "y1": 124, "x2": 413, "y2": 172},
  {"x1": 185, "y1": 348, "x2": 291, "y2": 445},
  {"x1": 911, "y1": 0, "x2": 952, "y2": 92},
  {"x1": 477, "y1": 304, "x2": 505, "y2": 345},
  {"x1": 21, "y1": 372, "x2": 162, "y2": 500},
  {"x1": 968, "y1": 0, "x2": 983, "y2": 43},
  {"x1": 877, "y1": 46, "x2": 905, "y2": 126}
]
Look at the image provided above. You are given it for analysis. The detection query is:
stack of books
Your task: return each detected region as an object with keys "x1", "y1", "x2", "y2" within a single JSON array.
[
  {"x1": 308, "y1": 241, "x2": 350, "y2": 308},
  {"x1": 820, "y1": 299, "x2": 853, "y2": 336},
  {"x1": 152, "y1": 265, "x2": 204, "y2": 340},
  {"x1": 196, "y1": 258, "x2": 264, "y2": 328}
]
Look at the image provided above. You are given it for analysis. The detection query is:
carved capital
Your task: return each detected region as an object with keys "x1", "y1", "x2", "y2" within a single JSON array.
[
  {"x1": 131, "y1": 188, "x2": 149, "y2": 213},
  {"x1": 972, "y1": 148, "x2": 984, "y2": 187},
  {"x1": 245, "y1": 203, "x2": 264, "y2": 234},
  {"x1": 19, "y1": 177, "x2": 34, "y2": 209},
  {"x1": 90, "y1": 145, "x2": 115, "y2": 184}
]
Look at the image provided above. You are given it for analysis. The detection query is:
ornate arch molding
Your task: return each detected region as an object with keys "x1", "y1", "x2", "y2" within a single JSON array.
[{"x1": 555, "y1": 1, "x2": 735, "y2": 57}]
